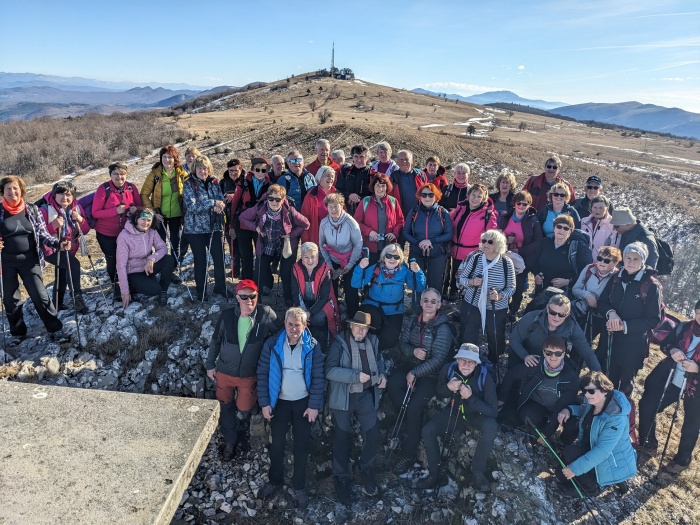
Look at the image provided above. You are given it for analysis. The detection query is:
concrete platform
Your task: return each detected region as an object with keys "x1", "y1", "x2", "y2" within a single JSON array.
[{"x1": 0, "y1": 382, "x2": 219, "y2": 525}]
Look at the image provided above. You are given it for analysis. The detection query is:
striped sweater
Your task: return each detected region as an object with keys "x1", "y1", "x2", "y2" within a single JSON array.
[{"x1": 456, "y1": 252, "x2": 516, "y2": 310}]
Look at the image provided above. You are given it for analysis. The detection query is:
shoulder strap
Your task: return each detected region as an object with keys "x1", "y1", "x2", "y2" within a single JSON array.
[
  {"x1": 362, "y1": 196, "x2": 371, "y2": 213},
  {"x1": 443, "y1": 183, "x2": 454, "y2": 199},
  {"x1": 581, "y1": 263, "x2": 597, "y2": 287},
  {"x1": 369, "y1": 264, "x2": 382, "y2": 288},
  {"x1": 484, "y1": 208, "x2": 492, "y2": 229}
]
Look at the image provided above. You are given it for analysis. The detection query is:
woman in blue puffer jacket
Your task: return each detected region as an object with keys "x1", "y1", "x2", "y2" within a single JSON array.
[
  {"x1": 555, "y1": 371, "x2": 637, "y2": 494},
  {"x1": 403, "y1": 183, "x2": 452, "y2": 291},
  {"x1": 351, "y1": 243, "x2": 426, "y2": 350}
]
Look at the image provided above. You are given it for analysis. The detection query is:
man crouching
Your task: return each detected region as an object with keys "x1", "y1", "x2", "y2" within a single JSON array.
[
  {"x1": 418, "y1": 343, "x2": 498, "y2": 492},
  {"x1": 326, "y1": 311, "x2": 387, "y2": 506}
]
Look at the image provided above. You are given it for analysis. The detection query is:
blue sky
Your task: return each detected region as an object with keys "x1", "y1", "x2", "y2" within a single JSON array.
[{"x1": 3, "y1": 0, "x2": 699, "y2": 112}]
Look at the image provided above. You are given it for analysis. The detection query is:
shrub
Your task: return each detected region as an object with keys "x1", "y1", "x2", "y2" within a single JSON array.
[{"x1": 318, "y1": 110, "x2": 332, "y2": 124}]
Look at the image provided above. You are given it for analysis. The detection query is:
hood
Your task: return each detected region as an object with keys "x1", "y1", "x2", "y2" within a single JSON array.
[
  {"x1": 604, "y1": 390, "x2": 631, "y2": 417},
  {"x1": 123, "y1": 222, "x2": 149, "y2": 235}
]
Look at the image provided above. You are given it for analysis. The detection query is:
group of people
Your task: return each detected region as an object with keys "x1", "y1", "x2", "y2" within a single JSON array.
[{"x1": 1, "y1": 140, "x2": 693, "y2": 511}]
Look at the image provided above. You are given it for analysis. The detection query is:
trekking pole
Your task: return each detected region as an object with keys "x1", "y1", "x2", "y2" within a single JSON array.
[
  {"x1": 490, "y1": 294, "x2": 499, "y2": 382},
  {"x1": 642, "y1": 368, "x2": 674, "y2": 449},
  {"x1": 58, "y1": 210, "x2": 82, "y2": 349},
  {"x1": 409, "y1": 257, "x2": 418, "y2": 310},
  {"x1": 219, "y1": 214, "x2": 229, "y2": 302},
  {"x1": 657, "y1": 377, "x2": 687, "y2": 478},
  {"x1": 606, "y1": 332, "x2": 613, "y2": 377},
  {"x1": 54, "y1": 240, "x2": 62, "y2": 308},
  {"x1": 433, "y1": 393, "x2": 460, "y2": 494},
  {"x1": 161, "y1": 220, "x2": 193, "y2": 301},
  {"x1": 202, "y1": 231, "x2": 215, "y2": 306},
  {"x1": 387, "y1": 381, "x2": 415, "y2": 463},
  {"x1": 0, "y1": 247, "x2": 7, "y2": 362},
  {"x1": 76, "y1": 229, "x2": 110, "y2": 306}
]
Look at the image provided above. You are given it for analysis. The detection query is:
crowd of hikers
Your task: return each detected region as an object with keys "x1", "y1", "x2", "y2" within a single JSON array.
[{"x1": 1, "y1": 139, "x2": 694, "y2": 512}]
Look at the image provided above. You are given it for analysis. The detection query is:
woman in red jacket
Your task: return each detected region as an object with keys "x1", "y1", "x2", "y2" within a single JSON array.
[
  {"x1": 445, "y1": 184, "x2": 497, "y2": 302},
  {"x1": 92, "y1": 162, "x2": 142, "y2": 297},
  {"x1": 353, "y1": 173, "x2": 405, "y2": 265},
  {"x1": 300, "y1": 166, "x2": 337, "y2": 246}
]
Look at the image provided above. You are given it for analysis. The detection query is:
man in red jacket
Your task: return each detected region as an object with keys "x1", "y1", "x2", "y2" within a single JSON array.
[
  {"x1": 522, "y1": 155, "x2": 576, "y2": 212},
  {"x1": 306, "y1": 139, "x2": 341, "y2": 176}
]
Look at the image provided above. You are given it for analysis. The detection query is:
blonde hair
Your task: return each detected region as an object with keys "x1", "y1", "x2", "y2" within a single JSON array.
[
  {"x1": 495, "y1": 170, "x2": 517, "y2": 194},
  {"x1": 379, "y1": 243, "x2": 405, "y2": 265},
  {"x1": 548, "y1": 182, "x2": 571, "y2": 201},
  {"x1": 267, "y1": 183, "x2": 286, "y2": 199},
  {"x1": 324, "y1": 192, "x2": 345, "y2": 207},
  {"x1": 481, "y1": 229, "x2": 508, "y2": 255},
  {"x1": 193, "y1": 155, "x2": 214, "y2": 174}
]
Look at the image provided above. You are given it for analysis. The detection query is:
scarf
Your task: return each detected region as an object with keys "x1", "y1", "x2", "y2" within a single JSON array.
[
  {"x1": 453, "y1": 178, "x2": 468, "y2": 189},
  {"x1": 543, "y1": 359, "x2": 565, "y2": 376},
  {"x1": 2, "y1": 198, "x2": 26, "y2": 215},
  {"x1": 478, "y1": 253, "x2": 501, "y2": 332},
  {"x1": 328, "y1": 212, "x2": 346, "y2": 230},
  {"x1": 381, "y1": 264, "x2": 399, "y2": 280},
  {"x1": 620, "y1": 268, "x2": 641, "y2": 284},
  {"x1": 681, "y1": 321, "x2": 700, "y2": 362},
  {"x1": 347, "y1": 331, "x2": 379, "y2": 393}
]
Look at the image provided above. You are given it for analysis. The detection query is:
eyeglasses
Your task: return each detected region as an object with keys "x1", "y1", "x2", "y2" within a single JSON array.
[
  {"x1": 597, "y1": 256, "x2": 613, "y2": 264},
  {"x1": 421, "y1": 298, "x2": 439, "y2": 304},
  {"x1": 555, "y1": 224, "x2": 571, "y2": 231},
  {"x1": 586, "y1": 185, "x2": 600, "y2": 190},
  {"x1": 420, "y1": 192, "x2": 435, "y2": 198},
  {"x1": 480, "y1": 238, "x2": 494, "y2": 244},
  {"x1": 546, "y1": 164, "x2": 558, "y2": 170},
  {"x1": 515, "y1": 202, "x2": 529, "y2": 207},
  {"x1": 254, "y1": 168, "x2": 268, "y2": 173},
  {"x1": 268, "y1": 196, "x2": 283, "y2": 203},
  {"x1": 543, "y1": 350, "x2": 565, "y2": 357},
  {"x1": 583, "y1": 387, "x2": 599, "y2": 395},
  {"x1": 238, "y1": 293, "x2": 257, "y2": 300},
  {"x1": 384, "y1": 254, "x2": 401, "y2": 260},
  {"x1": 551, "y1": 193, "x2": 567, "y2": 198},
  {"x1": 288, "y1": 158, "x2": 303, "y2": 164},
  {"x1": 547, "y1": 308, "x2": 568, "y2": 318}
]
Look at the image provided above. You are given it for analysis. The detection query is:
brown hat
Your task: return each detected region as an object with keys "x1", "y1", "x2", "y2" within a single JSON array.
[
  {"x1": 347, "y1": 311, "x2": 373, "y2": 328},
  {"x1": 610, "y1": 207, "x2": 636, "y2": 226},
  {"x1": 251, "y1": 157, "x2": 270, "y2": 168}
]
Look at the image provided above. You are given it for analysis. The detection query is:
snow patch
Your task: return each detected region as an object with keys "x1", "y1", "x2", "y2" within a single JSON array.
[{"x1": 420, "y1": 124, "x2": 445, "y2": 128}]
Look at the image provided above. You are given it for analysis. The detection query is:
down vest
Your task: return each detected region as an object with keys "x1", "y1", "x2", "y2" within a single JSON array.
[
  {"x1": 399, "y1": 311, "x2": 453, "y2": 378},
  {"x1": 568, "y1": 390, "x2": 637, "y2": 487}
]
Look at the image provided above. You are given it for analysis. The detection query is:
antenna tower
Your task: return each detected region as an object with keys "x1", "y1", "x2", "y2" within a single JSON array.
[{"x1": 331, "y1": 42, "x2": 335, "y2": 75}]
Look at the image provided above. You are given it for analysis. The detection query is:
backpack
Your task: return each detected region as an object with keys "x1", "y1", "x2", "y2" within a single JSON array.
[
  {"x1": 568, "y1": 229, "x2": 592, "y2": 276},
  {"x1": 462, "y1": 250, "x2": 510, "y2": 287},
  {"x1": 76, "y1": 181, "x2": 115, "y2": 229},
  {"x1": 361, "y1": 195, "x2": 398, "y2": 214},
  {"x1": 649, "y1": 228, "x2": 674, "y2": 275},
  {"x1": 410, "y1": 205, "x2": 447, "y2": 232},
  {"x1": 362, "y1": 263, "x2": 405, "y2": 306},
  {"x1": 447, "y1": 360, "x2": 494, "y2": 391},
  {"x1": 609, "y1": 273, "x2": 669, "y2": 342}
]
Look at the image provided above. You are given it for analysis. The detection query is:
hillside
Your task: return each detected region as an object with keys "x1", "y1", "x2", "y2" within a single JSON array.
[{"x1": 551, "y1": 101, "x2": 700, "y2": 140}]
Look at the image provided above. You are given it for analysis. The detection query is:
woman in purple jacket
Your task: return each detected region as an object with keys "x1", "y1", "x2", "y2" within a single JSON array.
[{"x1": 116, "y1": 208, "x2": 174, "y2": 308}]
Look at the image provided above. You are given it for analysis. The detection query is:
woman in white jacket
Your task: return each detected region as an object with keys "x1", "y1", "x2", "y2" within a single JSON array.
[{"x1": 581, "y1": 196, "x2": 619, "y2": 258}]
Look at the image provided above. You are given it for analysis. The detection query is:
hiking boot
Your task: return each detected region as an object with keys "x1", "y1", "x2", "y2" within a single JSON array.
[
  {"x1": 471, "y1": 471, "x2": 491, "y2": 492},
  {"x1": 664, "y1": 461, "x2": 689, "y2": 474},
  {"x1": 222, "y1": 443, "x2": 236, "y2": 462},
  {"x1": 295, "y1": 489, "x2": 309, "y2": 510},
  {"x1": 57, "y1": 303, "x2": 70, "y2": 311},
  {"x1": 258, "y1": 482, "x2": 280, "y2": 501},
  {"x1": 74, "y1": 294, "x2": 88, "y2": 314},
  {"x1": 447, "y1": 290, "x2": 459, "y2": 303},
  {"x1": 50, "y1": 329, "x2": 69, "y2": 343},
  {"x1": 616, "y1": 481, "x2": 629, "y2": 494},
  {"x1": 335, "y1": 478, "x2": 354, "y2": 506},
  {"x1": 8, "y1": 305, "x2": 27, "y2": 337},
  {"x1": 416, "y1": 472, "x2": 448, "y2": 490},
  {"x1": 171, "y1": 274, "x2": 182, "y2": 284},
  {"x1": 392, "y1": 456, "x2": 415, "y2": 475},
  {"x1": 159, "y1": 291, "x2": 168, "y2": 306},
  {"x1": 361, "y1": 472, "x2": 379, "y2": 497},
  {"x1": 636, "y1": 442, "x2": 658, "y2": 455}
]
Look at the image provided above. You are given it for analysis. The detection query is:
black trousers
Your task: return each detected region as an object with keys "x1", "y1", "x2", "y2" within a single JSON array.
[
  {"x1": 444, "y1": 256, "x2": 461, "y2": 296},
  {"x1": 554, "y1": 443, "x2": 599, "y2": 493},
  {"x1": 156, "y1": 215, "x2": 187, "y2": 268},
  {"x1": 419, "y1": 254, "x2": 447, "y2": 293},
  {"x1": 422, "y1": 404, "x2": 497, "y2": 476},
  {"x1": 595, "y1": 334, "x2": 644, "y2": 394},
  {"x1": 186, "y1": 232, "x2": 226, "y2": 299},
  {"x1": 45, "y1": 251, "x2": 82, "y2": 305},
  {"x1": 236, "y1": 227, "x2": 257, "y2": 281},
  {"x1": 510, "y1": 271, "x2": 528, "y2": 316},
  {"x1": 331, "y1": 390, "x2": 380, "y2": 481},
  {"x1": 126, "y1": 256, "x2": 175, "y2": 296},
  {"x1": 360, "y1": 304, "x2": 403, "y2": 350},
  {"x1": 2, "y1": 253, "x2": 62, "y2": 334},
  {"x1": 96, "y1": 231, "x2": 118, "y2": 283},
  {"x1": 461, "y1": 302, "x2": 507, "y2": 364},
  {"x1": 331, "y1": 262, "x2": 359, "y2": 319},
  {"x1": 638, "y1": 357, "x2": 700, "y2": 466},
  {"x1": 257, "y1": 251, "x2": 294, "y2": 303},
  {"x1": 387, "y1": 366, "x2": 437, "y2": 460},
  {"x1": 269, "y1": 397, "x2": 313, "y2": 490}
]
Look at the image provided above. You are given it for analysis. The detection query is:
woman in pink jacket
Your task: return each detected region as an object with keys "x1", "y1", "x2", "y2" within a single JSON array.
[
  {"x1": 39, "y1": 181, "x2": 91, "y2": 314},
  {"x1": 445, "y1": 184, "x2": 497, "y2": 301},
  {"x1": 580, "y1": 195, "x2": 619, "y2": 258},
  {"x1": 92, "y1": 162, "x2": 142, "y2": 296},
  {"x1": 116, "y1": 208, "x2": 174, "y2": 308}
]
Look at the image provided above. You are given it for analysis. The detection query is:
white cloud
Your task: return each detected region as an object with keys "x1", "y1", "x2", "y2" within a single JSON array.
[
  {"x1": 418, "y1": 81, "x2": 505, "y2": 96},
  {"x1": 517, "y1": 65, "x2": 525, "y2": 70},
  {"x1": 662, "y1": 77, "x2": 685, "y2": 81}
]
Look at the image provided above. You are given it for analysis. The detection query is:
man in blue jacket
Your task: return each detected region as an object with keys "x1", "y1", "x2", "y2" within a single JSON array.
[{"x1": 257, "y1": 307, "x2": 325, "y2": 509}]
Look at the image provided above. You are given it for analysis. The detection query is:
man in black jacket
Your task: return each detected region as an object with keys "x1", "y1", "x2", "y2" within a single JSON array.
[
  {"x1": 206, "y1": 279, "x2": 281, "y2": 460},
  {"x1": 336, "y1": 144, "x2": 373, "y2": 215},
  {"x1": 418, "y1": 343, "x2": 498, "y2": 492},
  {"x1": 610, "y1": 207, "x2": 659, "y2": 270}
]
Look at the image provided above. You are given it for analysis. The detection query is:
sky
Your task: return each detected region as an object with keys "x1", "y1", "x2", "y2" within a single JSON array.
[{"x1": 2, "y1": 0, "x2": 700, "y2": 112}]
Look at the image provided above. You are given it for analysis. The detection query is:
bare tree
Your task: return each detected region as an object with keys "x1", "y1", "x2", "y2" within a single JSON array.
[
  {"x1": 319, "y1": 109, "x2": 332, "y2": 124},
  {"x1": 467, "y1": 124, "x2": 476, "y2": 136},
  {"x1": 518, "y1": 121, "x2": 528, "y2": 132},
  {"x1": 309, "y1": 101, "x2": 317, "y2": 112}
]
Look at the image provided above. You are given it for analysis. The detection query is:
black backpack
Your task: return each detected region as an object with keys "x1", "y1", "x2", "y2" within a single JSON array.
[{"x1": 649, "y1": 228, "x2": 674, "y2": 275}]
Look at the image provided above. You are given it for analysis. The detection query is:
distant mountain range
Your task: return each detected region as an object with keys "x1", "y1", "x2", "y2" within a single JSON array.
[
  {"x1": 413, "y1": 88, "x2": 700, "y2": 139},
  {"x1": 412, "y1": 89, "x2": 567, "y2": 111},
  {"x1": 0, "y1": 73, "x2": 238, "y2": 120}
]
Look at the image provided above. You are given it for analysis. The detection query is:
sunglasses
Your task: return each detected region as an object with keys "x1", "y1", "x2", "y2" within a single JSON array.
[
  {"x1": 254, "y1": 168, "x2": 268, "y2": 173},
  {"x1": 586, "y1": 185, "x2": 600, "y2": 190},
  {"x1": 543, "y1": 350, "x2": 565, "y2": 357},
  {"x1": 238, "y1": 293, "x2": 257, "y2": 300},
  {"x1": 597, "y1": 256, "x2": 614, "y2": 264},
  {"x1": 384, "y1": 253, "x2": 401, "y2": 260},
  {"x1": 480, "y1": 238, "x2": 494, "y2": 244},
  {"x1": 583, "y1": 388, "x2": 599, "y2": 395},
  {"x1": 288, "y1": 158, "x2": 303, "y2": 164},
  {"x1": 546, "y1": 164, "x2": 558, "y2": 170},
  {"x1": 551, "y1": 193, "x2": 567, "y2": 198},
  {"x1": 421, "y1": 299, "x2": 439, "y2": 304},
  {"x1": 547, "y1": 308, "x2": 568, "y2": 318},
  {"x1": 268, "y1": 196, "x2": 283, "y2": 203},
  {"x1": 420, "y1": 192, "x2": 435, "y2": 198},
  {"x1": 555, "y1": 224, "x2": 571, "y2": 231},
  {"x1": 515, "y1": 202, "x2": 529, "y2": 207}
]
